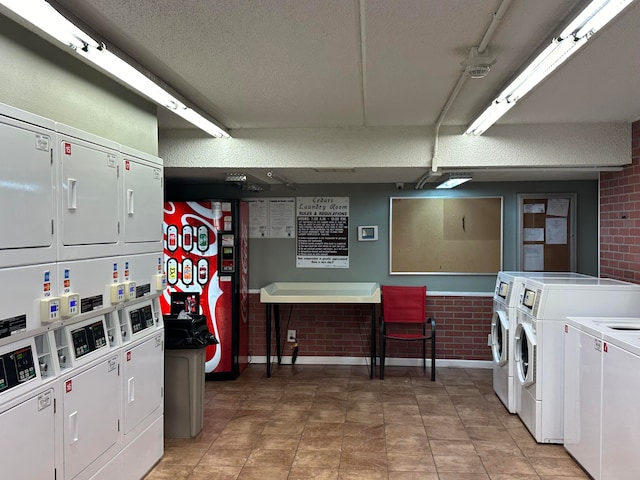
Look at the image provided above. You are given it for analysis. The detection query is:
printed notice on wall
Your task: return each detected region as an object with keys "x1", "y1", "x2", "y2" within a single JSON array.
[
  {"x1": 296, "y1": 196, "x2": 349, "y2": 268},
  {"x1": 246, "y1": 198, "x2": 295, "y2": 238}
]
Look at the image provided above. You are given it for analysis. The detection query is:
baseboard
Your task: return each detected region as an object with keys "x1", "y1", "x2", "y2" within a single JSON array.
[{"x1": 250, "y1": 355, "x2": 492, "y2": 369}]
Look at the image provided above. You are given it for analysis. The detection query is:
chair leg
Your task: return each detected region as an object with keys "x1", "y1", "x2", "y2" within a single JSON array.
[
  {"x1": 431, "y1": 332, "x2": 436, "y2": 381},
  {"x1": 422, "y1": 338, "x2": 426, "y2": 371},
  {"x1": 380, "y1": 336, "x2": 385, "y2": 379}
]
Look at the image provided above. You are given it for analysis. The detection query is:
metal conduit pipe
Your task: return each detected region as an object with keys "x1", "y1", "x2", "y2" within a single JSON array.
[{"x1": 416, "y1": 0, "x2": 513, "y2": 189}]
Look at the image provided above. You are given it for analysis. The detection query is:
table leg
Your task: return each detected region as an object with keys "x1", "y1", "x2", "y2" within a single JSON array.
[
  {"x1": 370, "y1": 304, "x2": 376, "y2": 379},
  {"x1": 274, "y1": 304, "x2": 282, "y2": 364},
  {"x1": 266, "y1": 303, "x2": 272, "y2": 378}
]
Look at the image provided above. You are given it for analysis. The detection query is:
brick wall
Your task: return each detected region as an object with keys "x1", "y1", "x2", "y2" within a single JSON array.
[
  {"x1": 600, "y1": 121, "x2": 640, "y2": 281},
  {"x1": 248, "y1": 292, "x2": 493, "y2": 362}
]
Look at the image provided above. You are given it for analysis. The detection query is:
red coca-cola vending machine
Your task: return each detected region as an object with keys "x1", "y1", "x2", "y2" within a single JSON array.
[{"x1": 161, "y1": 200, "x2": 249, "y2": 379}]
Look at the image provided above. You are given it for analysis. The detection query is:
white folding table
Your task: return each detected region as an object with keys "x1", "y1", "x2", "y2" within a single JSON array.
[{"x1": 260, "y1": 282, "x2": 381, "y2": 378}]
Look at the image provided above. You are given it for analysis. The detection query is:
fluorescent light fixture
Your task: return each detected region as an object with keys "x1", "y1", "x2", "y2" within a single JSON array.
[
  {"x1": 0, "y1": 0, "x2": 229, "y2": 138},
  {"x1": 225, "y1": 173, "x2": 248, "y2": 183},
  {"x1": 435, "y1": 173, "x2": 472, "y2": 189},
  {"x1": 465, "y1": 0, "x2": 635, "y2": 136},
  {"x1": 225, "y1": 172, "x2": 269, "y2": 191}
]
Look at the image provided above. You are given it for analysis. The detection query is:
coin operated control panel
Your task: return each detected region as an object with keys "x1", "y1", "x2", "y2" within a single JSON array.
[
  {"x1": 71, "y1": 320, "x2": 108, "y2": 360},
  {"x1": 0, "y1": 345, "x2": 37, "y2": 393},
  {"x1": 129, "y1": 304, "x2": 155, "y2": 336}
]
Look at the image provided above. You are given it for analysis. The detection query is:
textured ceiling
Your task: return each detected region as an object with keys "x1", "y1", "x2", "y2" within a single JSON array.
[{"x1": 49, "y1": 0, "x2": 640, "y2": 183}]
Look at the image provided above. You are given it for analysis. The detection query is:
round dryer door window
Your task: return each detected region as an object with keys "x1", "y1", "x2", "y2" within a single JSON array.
[
  {"x1": 491, "y1": 310, "x2": 508, "y2": 366},
  {"x1": 514, "y1": 322, "x2": 536, "y2": 387}
]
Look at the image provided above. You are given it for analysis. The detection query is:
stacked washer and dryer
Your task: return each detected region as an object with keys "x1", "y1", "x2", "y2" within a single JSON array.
[
  {"x1": 491, "y1": 271, "x2": 591, "y2": 413},
  {"x1": 0, "y1": 103, "x2": 165, "y2": 480},
  {"x1": 512, "y1": 277, "x2": 640, "y2": 444}
]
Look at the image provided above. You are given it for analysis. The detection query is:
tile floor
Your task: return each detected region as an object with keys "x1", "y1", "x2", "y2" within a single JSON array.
[{"x1": 145, "y1": 364, "x2": 588, "y2": 480}]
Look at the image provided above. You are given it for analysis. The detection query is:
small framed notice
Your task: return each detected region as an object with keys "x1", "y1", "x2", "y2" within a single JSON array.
[{"x1": 358, "y1": 225, "x2": 378, "y2": 242}]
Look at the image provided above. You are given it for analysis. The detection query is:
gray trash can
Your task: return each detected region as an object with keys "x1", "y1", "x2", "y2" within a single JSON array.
[
  {"x1": 163, "y1": 314, "x2": 217, "y2": 438},
  {"x1": 164, "y1": 347, "x2": 206, "y2": 438}
]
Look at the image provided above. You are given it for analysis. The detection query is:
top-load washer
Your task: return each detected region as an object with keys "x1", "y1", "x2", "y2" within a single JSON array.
[
  {"x1": 514, "y1": 277, "x2": 640, "y2": 443},
  {"x1": 491, "y1": 271, "x2": 590, "y2": 413},
  {"x1": 564, "y1": 316, "x2": 640, "y2": 480},
  {"x1": 600, "y1": 328, "x2": 640, "y2": 480}
]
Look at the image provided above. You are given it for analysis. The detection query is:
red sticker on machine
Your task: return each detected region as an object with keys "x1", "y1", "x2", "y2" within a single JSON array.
[
  {"x1": 125, "y1": 160, "x2": 130, "y2": 170},
  {"x1": 127, "y1": 351, "x2": 132, "y2": 362},
  {"x1": 564, "y1": 325, "x2": 568, "y2": 333},
  {"x1": 603, "y1": 342, "x2": 608, "y2": 353},
  {"x1": 64, "y1": 143, "x2": 71, "y2": 155},
  {"x1": 65, "y1": 380, "x2": 72, "y2": 393}
]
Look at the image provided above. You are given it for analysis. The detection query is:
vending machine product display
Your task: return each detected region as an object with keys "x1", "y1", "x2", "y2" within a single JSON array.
[{"x1": 162, "y1": 200, "x2": 249, "y2": 379}]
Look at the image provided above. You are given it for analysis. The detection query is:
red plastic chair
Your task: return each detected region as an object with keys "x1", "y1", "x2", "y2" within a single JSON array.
[{"x1": 379, "y1": 285, "x2": 436, "y2": 381}]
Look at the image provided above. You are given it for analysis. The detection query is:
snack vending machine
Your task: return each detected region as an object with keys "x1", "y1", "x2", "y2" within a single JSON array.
[{"x1": 161, "y1": 200, "x2": 249, "y2": 379}]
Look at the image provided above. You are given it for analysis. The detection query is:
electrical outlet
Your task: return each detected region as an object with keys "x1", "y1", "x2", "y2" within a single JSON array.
[{"x1": 287, "y1": 330, "x2": 296, "y2": 342}]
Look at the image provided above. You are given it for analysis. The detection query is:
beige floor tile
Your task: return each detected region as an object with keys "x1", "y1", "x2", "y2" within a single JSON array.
[
  {"x1": 188, "y1": 464, "x2": 242, "y2": 479},
  {"x1": 433, "y1": 454, "x2": 486, "y2": 473},
  {"x1": 198, "y1": 447, "x2": 251, "y2": 467},
  {"x1": 481, "y1": 455, "x2": 538, "y2": 475},
  {"x1": 389, "y1": 473, "x2": 439, "y2": 480},
  {"x1": 429, "y1": 439, "x2": 477, "y2": 456},
  {"x1": 529, "y1": 457, "x2": 589, "y2": 477},
  {"x1": 489, "y1": 475, "x2": 539, "y2": 480},
  {"x1": 386, "y1": 452, "x2": 437, "y2": 472},
  {"x1": 288, "y1": 467, "x2": 339, "y2": 480},
  {"x1": 438, "y1": 474, "x2": 490, "y2": 480},
  {"x1": 473, "y1": 438, "x2": 524, "y2": 457},
  {"x1": 293, "y1": 449, "x2": 341, "y2": 469},
  {"x1": 237, "y1": 465, "x2": 290, "y2": 480}
]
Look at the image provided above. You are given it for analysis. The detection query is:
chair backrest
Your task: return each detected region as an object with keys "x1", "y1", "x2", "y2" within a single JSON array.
[{"x1": 381, "y1": 285, "x2": 427, "y2": 324}]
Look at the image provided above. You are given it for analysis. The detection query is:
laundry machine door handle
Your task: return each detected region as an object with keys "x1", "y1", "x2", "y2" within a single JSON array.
[
  {"x1": 128, "y1": 377, "x2": 135, "y2": 403},
  {"x1": 68, "y1": 410, "x2": 79, "y2": 444}
]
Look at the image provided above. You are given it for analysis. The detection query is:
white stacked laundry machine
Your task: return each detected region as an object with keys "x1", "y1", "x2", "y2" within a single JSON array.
[
  {"x1": 491, "y1": 271, "x2": 590, "y2": 413},
  {"x1": 0, "y1": 102, "x2": 165, "y2": 480},
  {"x1": 513, "y1": 277, "x2": 640, "y2": 444}
]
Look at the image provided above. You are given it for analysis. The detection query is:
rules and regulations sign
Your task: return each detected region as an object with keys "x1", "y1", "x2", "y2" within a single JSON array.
[{"x1": 296, "y1": 196, "x2": 349, "y2": 268}]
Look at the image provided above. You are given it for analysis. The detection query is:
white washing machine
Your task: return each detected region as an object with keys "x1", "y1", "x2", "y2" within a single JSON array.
[
  {"x1": 601, "y1": 328, "x2": 640, "y2": 480},
  {"x1": 0, "y1": 334, "x2": 59, "y2": 479},
  {"x1": 563, "y1": 316, "x2": 640, "y2": 480},
  {"x1": 491, "y1": 271, "x2": 590, "y2": 413},
  {"x1": 514, "y1": 277, "x2": 640, "y2": 443},
  {"x1": 55, "y1": 312, "x2": 122, "y2": 480}
]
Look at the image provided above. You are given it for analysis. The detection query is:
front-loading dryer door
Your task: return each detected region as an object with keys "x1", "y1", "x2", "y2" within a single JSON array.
[
  {"x1": 515, "y1": 323, "x2": 536, "y2": 387},
  {"x1": 491, "y1": 310, "x2": 509, "y2": 366}
]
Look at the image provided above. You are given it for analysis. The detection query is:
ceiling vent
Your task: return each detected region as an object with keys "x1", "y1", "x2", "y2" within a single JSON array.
[{"x1": 462, "y1": 47, "x2": 496, "y2": 79}]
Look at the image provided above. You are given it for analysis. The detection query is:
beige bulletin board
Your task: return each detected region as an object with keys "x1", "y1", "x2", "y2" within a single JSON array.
[{"x1": 390, "y1": 197, "x2": 503, "y2": 274}]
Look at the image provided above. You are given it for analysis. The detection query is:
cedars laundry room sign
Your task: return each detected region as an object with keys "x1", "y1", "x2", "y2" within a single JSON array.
[{"x1": 296, "y1": 197, "x2": 349, "y2": 268}]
